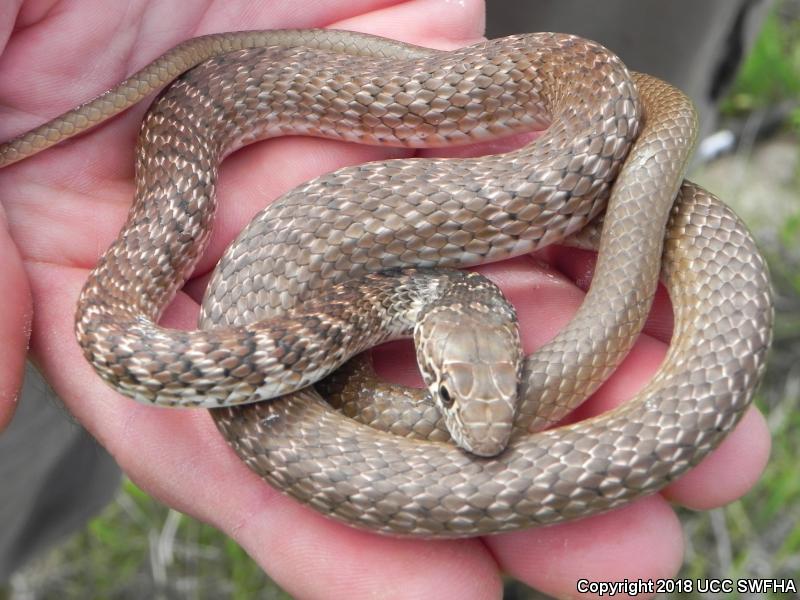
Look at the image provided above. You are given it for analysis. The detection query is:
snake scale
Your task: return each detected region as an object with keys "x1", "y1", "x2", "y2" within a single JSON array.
[{"x1": 0, "y1": 30, "x2": 773, "y2": 536}]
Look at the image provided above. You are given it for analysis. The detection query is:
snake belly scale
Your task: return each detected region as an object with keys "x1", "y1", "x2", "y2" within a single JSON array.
[{"x1": 0, "y1": 30, "x2": 773, "y2": 537}]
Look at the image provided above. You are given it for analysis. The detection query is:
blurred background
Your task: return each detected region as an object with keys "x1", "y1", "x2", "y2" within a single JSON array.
[{"x1": 3, "y1": 0, "x2": 799, "y2": 598}]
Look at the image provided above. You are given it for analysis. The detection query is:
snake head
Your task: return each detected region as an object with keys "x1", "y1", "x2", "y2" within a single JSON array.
[{"x1": 414, "y1": 274, "x2": 523, "y2": 457}]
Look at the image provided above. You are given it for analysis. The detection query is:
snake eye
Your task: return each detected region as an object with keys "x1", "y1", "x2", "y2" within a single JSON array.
[{"x1": 439, "y1": 384, "x2": 454, "y2": 408}]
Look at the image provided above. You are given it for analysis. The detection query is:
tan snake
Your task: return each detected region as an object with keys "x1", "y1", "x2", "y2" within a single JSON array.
[{"x1": 0, "y1": 30, "x2": 773, "y2": 536}]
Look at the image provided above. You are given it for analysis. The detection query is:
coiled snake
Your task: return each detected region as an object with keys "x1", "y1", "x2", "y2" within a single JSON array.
[{"x1": 0, "y1": 30, "x2": 773, "y2": 536}]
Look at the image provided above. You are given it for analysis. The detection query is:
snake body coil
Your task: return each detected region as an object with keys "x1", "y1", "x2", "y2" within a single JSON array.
[{"x1": 0, "y1": 30, "x2": 773, "y2": 536}]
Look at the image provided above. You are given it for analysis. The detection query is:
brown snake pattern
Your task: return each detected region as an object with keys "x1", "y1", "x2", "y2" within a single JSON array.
[{"x1": 0, "y1": 30, "x2": 773, "y2": 536}]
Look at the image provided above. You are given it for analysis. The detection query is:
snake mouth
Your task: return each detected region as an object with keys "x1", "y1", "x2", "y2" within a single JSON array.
[
  {"x1": 453, "y1": 400, "x2": 516, "y2": 457},
  {"x1": 459, "y1": 423, "x2": 514, "y2": 457}
]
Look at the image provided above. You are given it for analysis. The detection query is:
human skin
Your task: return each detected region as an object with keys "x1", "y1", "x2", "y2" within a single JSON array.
[{"x1": 0, "y1": 0, "x2": 770, "y2": 598}]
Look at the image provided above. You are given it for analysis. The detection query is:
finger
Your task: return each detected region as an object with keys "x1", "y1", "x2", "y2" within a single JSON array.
[
  {"x1": 2, "y1": 0, "x2": 469, "y2": 171},
  {"x1": 486, "y1": 496, "x2": 684, "y2": 599},
  {"x1": 2, "y1": 0, "x2": 403, "y2": 121},
  {"x1": 334, "y1": 0, "x2": 486, "y2": 46},
  {"x1": 0, "y1": 1, "x2": 22, "y2": 53},
  {"x1": 0, "y1": 204, "x2": 30, "y2": 429},
  {"x1": 548, "y1": 246, "x2": 674, "y2": 343}
]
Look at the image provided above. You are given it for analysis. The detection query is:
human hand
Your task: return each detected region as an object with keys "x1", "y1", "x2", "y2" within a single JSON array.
[
  {"x1": 0, "y1": 0, "x2": 32, "y2": 432},
  {"x1": 0, "y1": 2, "x2": 30, "y2": 427},
  {"x1": 0, "y1": 203, "x2": 28, "y2": 431},
  {"x1": 0, "y1": 0, "x2": 770, "y2": 598}
]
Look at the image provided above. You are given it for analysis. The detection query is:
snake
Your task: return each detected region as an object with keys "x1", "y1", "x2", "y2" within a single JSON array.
[{"x1": 0, "y1": 29, "x2": 773, "y2": 537}]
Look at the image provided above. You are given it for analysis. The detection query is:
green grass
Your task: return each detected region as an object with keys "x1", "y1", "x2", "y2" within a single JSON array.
[
  {"x1": 8, "y1": 478, "x2": 289, "y2": 599},
  {"x1": 721, "y1": 8, "x2": 800, "y2": 115}
]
